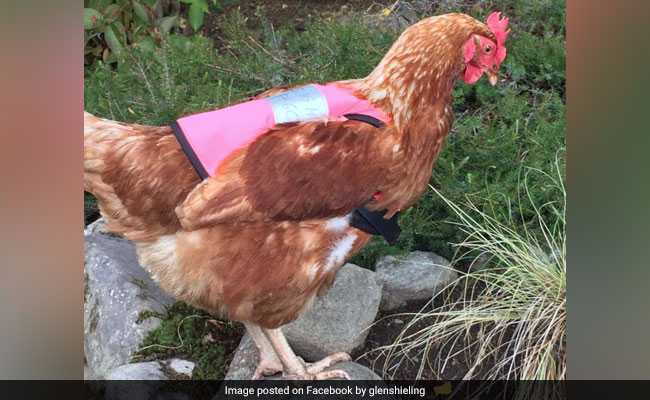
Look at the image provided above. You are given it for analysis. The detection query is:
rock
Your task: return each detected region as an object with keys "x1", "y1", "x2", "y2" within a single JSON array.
[
  {"x1": 283, "y1": 263, "x2": 382, "y2": 361},
  {"x1": 224, "y1": 333, "x2": 257, "y2": 380},
  {"x1": 375, "y1": 251, "x2": 457, "y2": 311},
  {"x1": 84, "y1": 217, "x2": 108, "y2": 235},
  {"x1": 105, "y1": 359, "x2": 195, "y2": 380},
  {"x1": 103, "y1": 359, "x2": 194, "y2": 400},
  {"x1": 84, "y1": 233, "x2": 175, "y2": 379},
  {"x1": 106, "y1": 361, "x2": 168, "y2": 380},
  {"x1": 225, "y1": 333, "x2": 381, "y2": 380},
  {"x1": 168, "y1": 359, "x2": 195, "y2": 376}
]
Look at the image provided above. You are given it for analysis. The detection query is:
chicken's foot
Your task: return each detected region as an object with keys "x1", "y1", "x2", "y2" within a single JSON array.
[
  {"x1": 263, "y1": 327, "x2": 351, "y2": 380},
  {"x1": 243, "y1": 322, "x2": 283, "y2": 379}
]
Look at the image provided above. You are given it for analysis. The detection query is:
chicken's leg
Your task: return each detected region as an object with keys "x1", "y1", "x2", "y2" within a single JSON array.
[
  {"x1": 263, "y1": 327, "x2": 351, "y2": 380},
  {"x1": 243, "y1": 322, "x2": 283, "y2": 379}
]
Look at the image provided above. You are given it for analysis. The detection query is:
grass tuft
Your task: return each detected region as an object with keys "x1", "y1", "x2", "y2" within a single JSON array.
[{"x1": 369, "y1": 153, "x2": 565, "y2": 385}]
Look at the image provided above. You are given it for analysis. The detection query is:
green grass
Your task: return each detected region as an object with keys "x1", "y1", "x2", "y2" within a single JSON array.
[
  {"x1": 84, "y1": 0, "x2": 565, "y2": 378},
  {"x1": 132, "y1": 302, "x2": 242, "y2": 379}
]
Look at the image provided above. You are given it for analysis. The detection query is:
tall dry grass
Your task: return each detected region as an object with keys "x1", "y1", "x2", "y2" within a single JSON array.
[{"x1": 373, "y1": 157, "x2": 566, "y2": 384}]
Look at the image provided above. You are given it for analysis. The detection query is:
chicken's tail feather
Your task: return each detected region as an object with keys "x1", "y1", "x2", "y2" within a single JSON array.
[
  {"x1": 84, "y1": 111, "x2": 132, "y2": 177},
  {"x1": 83, "y1": 111, "x2": 197, "y2": 240}
]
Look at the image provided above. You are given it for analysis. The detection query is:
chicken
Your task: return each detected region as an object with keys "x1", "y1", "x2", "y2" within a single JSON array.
[{"x1": 84, "y1": 12, "x2": 509, "y2": 379}]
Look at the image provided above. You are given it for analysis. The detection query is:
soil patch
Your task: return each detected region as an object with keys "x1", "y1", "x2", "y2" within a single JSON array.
[
  {"x1": 355, "y1": 260, "x2": 496, "y2": 380},
  {"x1": 355, "y1": 299, "x2": 471, "y2": 380}
]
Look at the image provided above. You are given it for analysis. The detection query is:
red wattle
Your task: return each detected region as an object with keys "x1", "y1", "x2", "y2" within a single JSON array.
[{"x1": 463, "y1": 64, "x2": 483, "y2": 84}]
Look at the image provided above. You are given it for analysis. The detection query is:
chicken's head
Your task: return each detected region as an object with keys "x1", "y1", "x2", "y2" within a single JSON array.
[{"x1": 462, "y1": 12, "x2": 509, "y2": 86}]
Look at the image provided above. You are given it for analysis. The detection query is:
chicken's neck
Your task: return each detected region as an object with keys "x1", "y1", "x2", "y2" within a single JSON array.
[
  {"x1": 351, "y1": 13, "x2": 494, "y2": 143},
  {"x1": 349, "y1": 41, "x2": 466, "y2": 212},
  {"x1": 355, "y1": 40, "x2": 462, "y2": 136}
]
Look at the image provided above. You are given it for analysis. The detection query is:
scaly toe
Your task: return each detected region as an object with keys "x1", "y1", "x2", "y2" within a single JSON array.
[
  {"x1": 252, "y1": 358, "x2": 284, "y2": 379},
  {"x1": 282, "y1": 368, "x2": 351, "y2": 380},
  {"x1": 306, "y1": 352, "x2": 351, "y2": 375},
  {"x1": 314, "y1": 369, "x2": 351, "y2": 380}
]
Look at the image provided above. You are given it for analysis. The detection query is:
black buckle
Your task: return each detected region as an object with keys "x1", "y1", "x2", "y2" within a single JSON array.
[{"x1": 351, "y1": 207, "x2": 401, "y2": 245}]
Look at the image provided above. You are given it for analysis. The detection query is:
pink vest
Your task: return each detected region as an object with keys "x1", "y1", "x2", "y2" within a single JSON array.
[{"x1": 172, "y1": 83, "x2": 388, "y2": 179}]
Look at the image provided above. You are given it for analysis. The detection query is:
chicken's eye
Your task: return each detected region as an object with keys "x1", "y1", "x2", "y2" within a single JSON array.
[{"x1": 485, "y1": 46, "x2": 492, "y2": 53}]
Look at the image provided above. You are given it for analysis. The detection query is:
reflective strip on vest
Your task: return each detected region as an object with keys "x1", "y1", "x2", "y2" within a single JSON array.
[{"x1": 267, "y1": 85, "x2": 330, "y2": 123}]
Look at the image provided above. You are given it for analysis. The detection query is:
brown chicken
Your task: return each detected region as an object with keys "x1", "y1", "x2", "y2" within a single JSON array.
[{"x1": 84, "y1": 12, "x2": 509, "y2": 379}]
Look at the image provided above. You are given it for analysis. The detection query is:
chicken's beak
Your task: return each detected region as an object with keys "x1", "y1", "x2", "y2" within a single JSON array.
[{"x1": 487, "y1": 70, "x2": 498, "y2": 86}]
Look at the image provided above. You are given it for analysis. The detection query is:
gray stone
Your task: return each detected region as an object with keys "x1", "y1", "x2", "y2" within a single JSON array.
[
  {"x1": 224, "y1": 333, "x2": 258, "y2": 380},
  {"x1": 283, "y1": 263, "x2": 382, "y2": 361},
  {"x1": 104, "y1": 362, "x2": 166, "y2": 400},
  {"x1": 168, "y1": 359, "x2": 195, "y2": 376},
  {"x1": 105, "y1": 359, "x2": 195, "y2": 380},
  {"x1": 84, "y1": 233, "x2": 175, "y2": 379},
  {"x1": 106, "y1": 361, "x2": 168, "y2": 380},
  {"x1": 225, "y1": 333, "x2": 381, "y2": 380},
  {"x1": 375, "y1": 251, "x2": 457, "y2": 311},
  {"x1": 103, "y1": 360, "x2": 193, "y2": 400},
  {"x1": 84, "y1": 217, "x2": 109, "y2": 236}
]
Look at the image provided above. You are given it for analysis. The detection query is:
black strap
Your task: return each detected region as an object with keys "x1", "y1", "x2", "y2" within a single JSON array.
[
  {"x1": 171, "y1": 121, "x2": 209, "y2": 180},
  {"x1": 343, "y1": 113, "x2": 399, "y2": 245},
  {"x1": 351, "y1": 207, "x2": 401, "y2": 245},
  {"x1": 344, "y1": 113, "x2": 386, "y2": 128}
]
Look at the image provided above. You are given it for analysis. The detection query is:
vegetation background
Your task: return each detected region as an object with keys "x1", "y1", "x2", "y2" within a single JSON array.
[{"x1": 84, "y1": 0, "x2": 565, "y2": 380}]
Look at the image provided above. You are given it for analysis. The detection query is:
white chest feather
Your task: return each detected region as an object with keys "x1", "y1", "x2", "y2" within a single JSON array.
[{"x1": 323, "y1": 213, "x2": 357, "y2": 273}]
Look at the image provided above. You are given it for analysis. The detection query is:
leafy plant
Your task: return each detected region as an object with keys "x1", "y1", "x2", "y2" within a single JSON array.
[
  {"x1": 180, "y1": 0, "x2": 210, "y2": 32},
  {"x1": 84, "y1": 0, "x2": 182, "y2": 65}
]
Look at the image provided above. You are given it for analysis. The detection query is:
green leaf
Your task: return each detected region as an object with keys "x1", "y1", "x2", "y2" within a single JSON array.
[
  {"x1": 112, "y1": 20, "x2": 127, "y2": 44},
  {"x1": 103, "y1": 25, "x2": 124, "y2": 56},
  {"x1": 198, "y1": 0, "x2": 210, "y2": 11},
  {"x1": 84, "y1": 8, "x2": 103, "y2": 30},
  {"x1": 188, "y1": 2, "x2": 206, "y2": 32},
  {"x1": 134, "y1": 36, "x2": 156, "y2": 53},
  {"x1": 90, "y1": 0, "x2": 112, "y2": 12},
  {"x1": 132, "y1": 1, "x2": 150, "y2": 25},
  {"x1": 157, "y1": 15, "x2": 177, "y2": 35},
  {"x1": 103, "y1": 4, "x2": 121, "y2": 20},
  {"x1": 168, "y1": 34, "x2": 191, "y2": 50}
]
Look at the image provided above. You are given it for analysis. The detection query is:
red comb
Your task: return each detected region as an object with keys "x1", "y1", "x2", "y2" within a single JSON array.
[{"x1": 486, "y1": 11, "x2": 509, "y2": 63}]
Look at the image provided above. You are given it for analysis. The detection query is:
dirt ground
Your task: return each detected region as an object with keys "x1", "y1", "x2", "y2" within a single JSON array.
[
  {"x1": 354, "y1": 282, "x2": 494, "y2": 380},
  {"x1": 356, "y1": 300, "x2": 467, "y2": 380}
]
